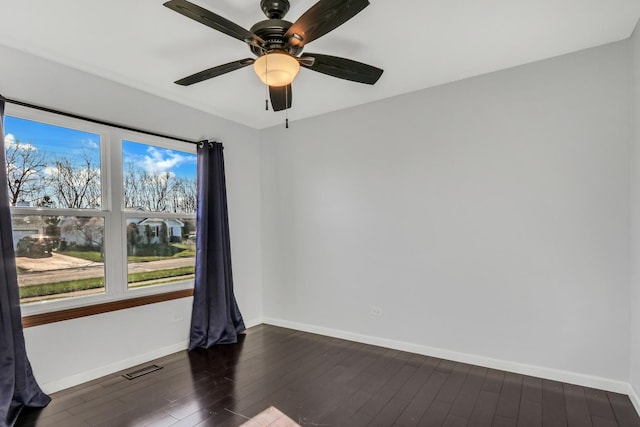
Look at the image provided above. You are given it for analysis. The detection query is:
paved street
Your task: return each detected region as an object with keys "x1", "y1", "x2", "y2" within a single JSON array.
[{"x1": 16, "y1": 253, "x2": 194, "y2": 286}]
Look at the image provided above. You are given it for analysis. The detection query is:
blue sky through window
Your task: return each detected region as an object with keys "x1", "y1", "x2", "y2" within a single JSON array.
[
  {"x1": 5, "y1": 115, "x2": 100, "y2": 162},
  {"x1": 122, "y1": 140, "x2": 196, "y2": 180}
]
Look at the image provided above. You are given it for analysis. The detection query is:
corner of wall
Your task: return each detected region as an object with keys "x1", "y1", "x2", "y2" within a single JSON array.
[{"x1": 628, "y1": 13, "x2": 640, "y2": 407}]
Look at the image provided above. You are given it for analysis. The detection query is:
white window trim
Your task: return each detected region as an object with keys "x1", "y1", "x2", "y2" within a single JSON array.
[{"x1": 6, "y1": 104, "x2": 197, "y2": 317}]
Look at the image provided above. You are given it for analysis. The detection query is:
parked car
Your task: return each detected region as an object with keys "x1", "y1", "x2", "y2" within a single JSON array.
[{"x1": 16, "y1": 234, "x2": 57, "y2": 258}]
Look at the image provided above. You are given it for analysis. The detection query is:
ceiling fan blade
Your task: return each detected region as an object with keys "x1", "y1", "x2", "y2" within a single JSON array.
[
  {"x1": 164, "y1": 0, "x2": 264, "y2": 49},
  {"x1": 270, "y1": 84, "x2": 292, "y2": 111},
  {"x1": 284, "y1": 0, "x2": 369, "y2": 47},
  {"x1": 300, "y1": 53, "x2": 383, "y2": 85},
  {"x1": 175, "y1": 58, "x2": 254, "y2": 86}
]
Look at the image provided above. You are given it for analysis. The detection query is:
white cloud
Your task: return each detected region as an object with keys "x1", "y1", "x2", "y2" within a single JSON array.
[
  {"x1": 43, "y1": 165, "x2": 100, "y2": 178},
  {"x1": 4, "y1": 134, "x2": 37, "y2": 151},
  {"x1": 140, "y1": 146, "x2": 193, "y2": 175},
  {"x1": 84, "y1": 139, "x2": 99, "y2": 149},
  {"x1": 43, "y1": 166, "x2": 57, "y2": 176}
]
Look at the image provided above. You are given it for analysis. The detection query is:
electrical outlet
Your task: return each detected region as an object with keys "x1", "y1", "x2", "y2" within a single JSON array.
[
  {"x1": 172, "y1": 312, "x2": 184, "y2": 322},
  {"x1": 370, "y1": 306, "x2": 382, "y2": 317}
]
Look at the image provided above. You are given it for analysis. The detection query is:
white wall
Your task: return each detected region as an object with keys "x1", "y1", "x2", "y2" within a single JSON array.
[
  {"x1": 630, "y1": 23, "x2": 640, "y2": 404},
  {"x1": 261, "y1": 41, "x2": 634, "y2": 386},
  {"x1": 0, "y1": 43, "x2": 263, "y2": 392}
]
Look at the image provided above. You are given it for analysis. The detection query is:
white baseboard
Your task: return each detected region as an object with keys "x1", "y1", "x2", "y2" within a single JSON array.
[
  {"x1": 263, "y1": 317, "x2": 632, "y2": 396},
  {"x1": 40, "y1": 340, "x2": 189, "y2": 394}
]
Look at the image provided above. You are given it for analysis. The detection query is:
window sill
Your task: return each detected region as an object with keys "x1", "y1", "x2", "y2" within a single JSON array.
[{"x1": 21, "y1": 288, "x2": 194, "y2": 328}]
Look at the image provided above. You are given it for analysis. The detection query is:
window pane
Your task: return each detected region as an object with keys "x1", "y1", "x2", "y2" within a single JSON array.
[
  {"x1": 4, "y1": 116, "x2": 101, "y2": 209},
  {"x1": 122, "y1": 140, "x2": 197, "y2": 214},
  {"x1": 13, "y1": 214, "x2": 105, "y2": 303},
  {"x1": 126, "y1": 217, "x2": 196, "y2": 289}
]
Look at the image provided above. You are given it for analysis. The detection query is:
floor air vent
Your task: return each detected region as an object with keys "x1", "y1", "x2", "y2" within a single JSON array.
[{"x1": 122, "y1": 364, "x2": 163, "y2": 380}]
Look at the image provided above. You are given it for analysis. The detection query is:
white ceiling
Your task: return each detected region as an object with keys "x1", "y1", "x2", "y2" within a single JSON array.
[{"x1": 1, "y1": 0, "x2": 639, "y2": 129}]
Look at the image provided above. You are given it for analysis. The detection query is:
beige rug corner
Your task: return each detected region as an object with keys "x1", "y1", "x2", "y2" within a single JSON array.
[{"x1": 240, "y1": 406, "x2": 301, "y2": 427}]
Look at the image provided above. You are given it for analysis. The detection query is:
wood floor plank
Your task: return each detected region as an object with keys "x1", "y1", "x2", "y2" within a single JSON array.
[
  {"x1": 467, "y1": 390, "x2": 500, "y2": 427},
  {"x1": 591, "y1": 415, "x2": 618, "y2": 427},
  {"x1": 368, "y1": 396, "x2": 411, "y2": 427},
  {"x1": 13, "y1": 325, "x2": 640, "y2": 427},
  {"x1": 564, "y1": 383, "x2": 592, "y2": 427},
  {"x1": 493, "y1": 415, "x2": 518, "y2": 427},
  {"x1": 448, "y1": 365, "x2": 487, "y2": 420},
  {"x1": 521, "y1": 376, "x2": 542, "y2": 404},
  {"x1": 434, "y1": 362, "x2": 472, "y2": 404},
  {"x1": 495, "y1": 372, "x2": 523, "y2": 420},
  {"x1": 516, "y1": 400, "x2": 542, "y2": 427},
  {"x1": 344, "y1": 353, "x2": 412, "y2": 424},
  {"x1": 541, "y1": 379, "x2": 567, "y2": 427},
  {"x1": 482, "y1": 369, "x2": 505, "y2": 394},
  {"x1": 391, "y1": 356, "x2": 439, "y2": 403},
  {"x1": 394, "y1": 370, "x2": 449, "y2": 427},
  {"x1": 608, "y1": 391, "x2": 640, "y2": 426},
  {"x1": 443, "y1": 413, "x2": 468, "y2": 427},
  {"x1": 584, "y1": 387, "x2": 616, "y2": 422},
  {"x1": 359, "y1": 363, "x2": 417, "y2": 425}
]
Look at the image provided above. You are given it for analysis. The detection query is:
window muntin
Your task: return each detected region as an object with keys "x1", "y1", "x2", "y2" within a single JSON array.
[{"x1": 4, "y1": 105, "x2": 197, "y2": 314}]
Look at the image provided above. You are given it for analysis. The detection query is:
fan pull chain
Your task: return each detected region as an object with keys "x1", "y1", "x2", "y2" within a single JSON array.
[{"x1": 285, "y1": 84, "x2": 289, "y2": 129}]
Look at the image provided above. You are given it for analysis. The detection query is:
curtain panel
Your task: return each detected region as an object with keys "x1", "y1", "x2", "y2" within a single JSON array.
[
  {"x1": 0, "y1": 98, "x2": 50, "y2": 427},
  {"x1": 189, "y1": 141, "x2": 245, "y2": 349}
]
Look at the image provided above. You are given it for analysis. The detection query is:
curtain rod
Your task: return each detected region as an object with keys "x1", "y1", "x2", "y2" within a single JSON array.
[{"x1": 0, "y1": 94, "x2": 201, "y2": 145}]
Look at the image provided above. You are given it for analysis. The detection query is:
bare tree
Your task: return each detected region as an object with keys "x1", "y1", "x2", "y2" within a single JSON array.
[
  {"x1": 60, "y1": 216, "x2": 104, "y2": 249},
  {"x1": 168, "y1": 177, "x2": 197, "y2": 213},
  {"x1": 123, "y1": 162, "x2": 141, "y2": 209},
  {"x1": 5, "y1": 139, "x2": 48, "y2": 206},
  {"x1": 49, "y1": 150, "x2": 101, "y2": 209},
  {"x1": 122, "y1": 160, "x2": 196, "y2": 213}
]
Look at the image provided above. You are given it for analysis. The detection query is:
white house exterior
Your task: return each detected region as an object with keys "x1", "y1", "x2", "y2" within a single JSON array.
[{"x1": 127, "y1": 218, "x2": 184, "y2": 244}]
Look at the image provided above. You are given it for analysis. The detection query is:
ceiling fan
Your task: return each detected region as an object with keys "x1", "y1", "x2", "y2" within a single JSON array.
[{"x1": 163, "y1": 0, "x2": 384, "y2": 112}]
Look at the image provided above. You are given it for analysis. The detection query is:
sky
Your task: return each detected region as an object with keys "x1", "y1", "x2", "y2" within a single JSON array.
[
  {"x1": 5, "y1": 115, "x2": 100, "y2": 161},
  {"x1": 122, "y1": 140, "x2": 196, "y2": 180},
  {"x1": 4, "y1": 115, "x2": 196, "y2": 180}
]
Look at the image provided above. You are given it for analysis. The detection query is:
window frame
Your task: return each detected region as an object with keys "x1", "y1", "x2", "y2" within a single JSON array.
[{"x1": 5, "y1": 104, "x2": 197, "y2": 318}]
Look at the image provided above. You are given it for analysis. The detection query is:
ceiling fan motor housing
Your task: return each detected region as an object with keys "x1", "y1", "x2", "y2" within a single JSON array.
[
  {"x1": 260, "y1": 0, "x2": 290, "y2": 19},
  {"x1": 249, "y1": 19, "x2": 303, "y2": 57}
]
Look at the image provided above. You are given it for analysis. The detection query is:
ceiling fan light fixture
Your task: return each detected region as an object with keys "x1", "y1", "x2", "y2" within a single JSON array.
[{"x1": 253, "y1": 52, "x2": 300, "y2": 86}]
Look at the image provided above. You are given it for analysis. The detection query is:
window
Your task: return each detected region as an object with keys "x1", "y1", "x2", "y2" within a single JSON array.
[
  {"x1": 4, "y1": 105, "x2": 197, "y2": 316},
  {"x1": 122, "y1": 140, "x2": 196, "y2": 290}
]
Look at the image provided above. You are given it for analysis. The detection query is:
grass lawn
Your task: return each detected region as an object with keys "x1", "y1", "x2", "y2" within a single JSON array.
[
  {"x1": 128, "y1": 266, "x2": 194, "y2": 284},
  {"x1": 127, "y1": 250, "x2": 195, "y2": 262},
  {"x1": 19, "y1": 266, "x2": 195, "y2": 299},
  {"x1": 59, "y1": 251, "x2": 104, "y2": 262},
  {"x1": 127, "y1": 243, "x2": 196, "y2": 262},
  {"x1": 20, "y1": 277, "x2": 104, "y2": 299},
  {"x1": 59, "y1": 245, "x2": 196, "y2": 263}
]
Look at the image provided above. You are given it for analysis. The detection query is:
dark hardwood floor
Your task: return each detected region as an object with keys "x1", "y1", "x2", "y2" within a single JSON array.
[{"x1": 16, "y1": 324, "x2": 640, "y2": 427}]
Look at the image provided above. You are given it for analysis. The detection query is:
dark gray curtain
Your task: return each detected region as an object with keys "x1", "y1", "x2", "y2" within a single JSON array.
[
  {"x1": 189, "y1": 141, "x2": 245, "y2": 350},
  {"x1": 0, "y1": 98, "x2": 51, "y2": 427}
]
